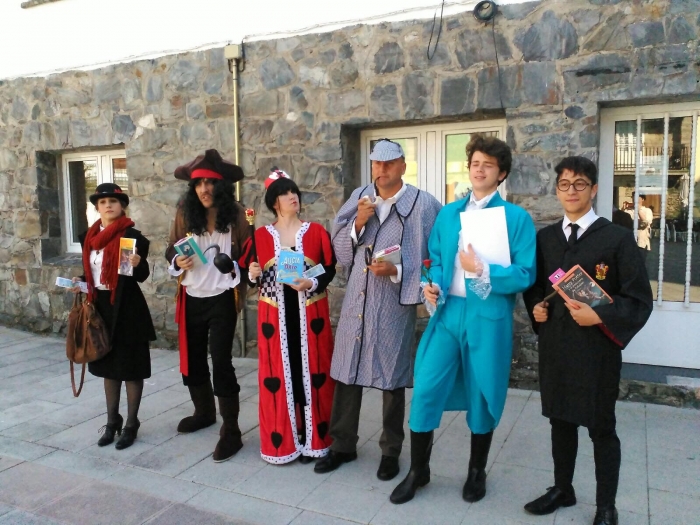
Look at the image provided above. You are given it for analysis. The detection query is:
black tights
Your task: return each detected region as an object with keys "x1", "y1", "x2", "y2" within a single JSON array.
[{"x1": 104, "y1": 379, "x2": 144, "y2": 427}]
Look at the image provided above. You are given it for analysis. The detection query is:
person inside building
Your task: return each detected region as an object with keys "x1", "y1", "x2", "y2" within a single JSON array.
[
  {"x1": 165, "y1": 149, "x2": 251, "y2": 463},
  {"x1": 314, "y1": 139, "x2": 442, "y2": 481},
  {"x1": 623, "y1": 192, "x2": 653, "y2": 261},
  {"x1": 390, "y1": 135, "x2": 537, "y2": 505},
  {"x1": 523, "y1": 156, "x2": 653, "y2": 525},
  {"x1": 72, "y1": 183, "x2": 156, "y2": 450},
  {"x1": 241, "y1": 169, "x2": 337, "y2": 465}
]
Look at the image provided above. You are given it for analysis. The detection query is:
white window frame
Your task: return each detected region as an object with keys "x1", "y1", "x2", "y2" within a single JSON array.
[
  {"x1": 62, "y1": 150, "x2": 127, "y2": 253},
  {"x1": 360, "y1": 120, "x2": 508, "y2": 204}
]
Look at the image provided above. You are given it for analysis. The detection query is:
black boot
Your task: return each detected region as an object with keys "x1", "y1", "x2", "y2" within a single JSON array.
[
  {"x1": 462, "y1": 431, "x2": 493, "y2": 503},
  {"x1": 389, "y1": 431, "x2": 433, "y2": 504},
  {"x1": 178, "y1": 382, "x2": 217, "y2": 434},
  {"x1": 115, "y1": 419, "x2": 140, "y2": 450},
  {"x1": 212, "y1": 394, "x2": 243, "y2": 463},
  {"x1": 97, "y1": 414, "x2": 123, "y2": 447}
]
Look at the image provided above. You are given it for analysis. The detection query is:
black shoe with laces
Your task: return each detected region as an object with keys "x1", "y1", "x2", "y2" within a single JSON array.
[
  {"x1": 97, "y1": 414, "x2": 123, "y2": 447},
  {"x1": 115, "y1": 419, "x2": 140, "y2": 450},
  {"x1": 313, "y1": 450, "x2": 357, "y2": 474}
]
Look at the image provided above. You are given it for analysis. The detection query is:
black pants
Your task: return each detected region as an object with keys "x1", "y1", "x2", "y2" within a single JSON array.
[
  {"x1": 183, "y1": 289, "x2": 240, "y2": 398},
  {"x1": 551, "y1": 417, "x2": 621, "y2": 508},
  {"x1": 329, "y1": 381, "x2": 405, "y2": 458}
]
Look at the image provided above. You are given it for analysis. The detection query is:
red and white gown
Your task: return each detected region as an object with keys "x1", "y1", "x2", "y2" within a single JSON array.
[{"x1": 241, "y1": 222, "x2": 336, "y2": 464}]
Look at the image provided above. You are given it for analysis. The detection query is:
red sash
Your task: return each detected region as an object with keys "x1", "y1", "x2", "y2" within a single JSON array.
[{"x1": 175, "y1": 285, "x2": 189, "y2": 375}]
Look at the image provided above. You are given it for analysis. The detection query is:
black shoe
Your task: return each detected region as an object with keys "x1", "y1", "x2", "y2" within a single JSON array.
[
  {"x1": 314, "y1": 450, "x2": 357, "y2": 474},
  {"x1": 462, "y1": 467, "x2": 487, "y2": 502},
  {"x1": 390, "y1": 431, "x2": 433, "y2": 504},
  {"x1": 593, "y1": 506, "x2": 618, "y2": 525},
  {"x1": 115, "y1": 419, "x2": 140, "y2": 450},
  {"x1": 377, "y1": 455, "x2": 400, "y2": 481},
  {"x1": 97, "y1": 414, "x2": 123, "y2": 447},
  {"x1": 524, "y1": 487, "x2": 577, "y2": 515},
  {"x1": 298, "y1": 454, "x2": 314, "y2": 465}
]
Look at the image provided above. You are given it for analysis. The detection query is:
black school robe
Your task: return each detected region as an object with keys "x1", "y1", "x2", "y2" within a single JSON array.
[{"x1": 523, "y1": 218, "x2": 653, "y2": 429}]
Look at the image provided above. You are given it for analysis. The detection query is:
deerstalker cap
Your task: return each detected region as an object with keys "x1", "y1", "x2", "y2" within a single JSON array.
[{"x1": 369, "y1": 139, "x2": 405, "y2": 162}]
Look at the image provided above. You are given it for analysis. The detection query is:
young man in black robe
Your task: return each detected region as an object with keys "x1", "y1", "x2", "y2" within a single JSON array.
[{"x1": 523, "y1": 157, "x2": 653, "y2": 525}]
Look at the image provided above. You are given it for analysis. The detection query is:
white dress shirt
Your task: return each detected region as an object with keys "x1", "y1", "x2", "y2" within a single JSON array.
[
  {"x1": 88, "y1": 225, "x2": 108, "y2": 290},
  {"x1": 350, "y1": 183, "x2": 408, "y2": 283},
  {"x1": 562, "y1": 207, "x2": 599, "y2": 241},
  {"x1": 168, "y1": 230, "x2": 241, "y2": 298},
  {"x1": 448, "y1": 190, "x2": 498, "y2": 297}
]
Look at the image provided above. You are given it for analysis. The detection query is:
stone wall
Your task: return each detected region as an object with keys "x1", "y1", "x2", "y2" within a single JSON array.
[{"x1": 1, "y1": 0, "x2": 699, "y2": 371}]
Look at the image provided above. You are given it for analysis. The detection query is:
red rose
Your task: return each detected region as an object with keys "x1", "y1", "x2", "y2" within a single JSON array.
[{"x1": 423, "y1": 259, "x2": 432, "y2": 269}]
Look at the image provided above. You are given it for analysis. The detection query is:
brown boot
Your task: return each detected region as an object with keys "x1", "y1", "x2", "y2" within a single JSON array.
[
  {"x1": 213, "y1": 394, "x2": 243, "y2": 463},
  {"x1": 177, "y1": 382, "x2": 217, "y2": 434}
]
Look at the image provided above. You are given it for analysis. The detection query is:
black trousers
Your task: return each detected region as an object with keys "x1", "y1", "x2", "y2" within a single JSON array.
[
  {"x1": 183, "y1": 289, "x2": 240, "y2": 398},
  {"x1": 329, "y1": 381, "x2": 405, "y2": 458},
  {"x1": 551, "y1": 417, "x2": 621, "y2": 509}
]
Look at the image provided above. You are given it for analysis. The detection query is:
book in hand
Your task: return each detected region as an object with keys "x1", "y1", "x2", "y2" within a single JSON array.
[
  {"x1": 277, "y1": 249, "x2": 304, "y2": 284},
  {"x1": 372, "y1": 245, "x2": 401, "y2": 265},
  {"x1": 551, "y1": 265, "x2": 613, "y2": 308},
  {"x1": 174, "y1": 236, "x2": 207, "y2": 267},
  {"x1": 118, "y1": 238, "x2": 137, "y2": 276}
]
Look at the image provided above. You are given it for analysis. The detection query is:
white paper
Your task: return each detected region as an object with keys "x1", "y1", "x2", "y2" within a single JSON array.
[{"x1": 459, "y1": 207, "x2": 510, "y2": 278}]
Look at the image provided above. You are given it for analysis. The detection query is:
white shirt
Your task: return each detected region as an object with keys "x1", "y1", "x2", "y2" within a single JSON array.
[
  {"x1": 448, "y1": 190, "x2": 497, "y2": 297},
  {"x1": 88, "y1": 225, "x2": 108, "y2": 290},
  {"x1": 562, "y1": 207, "x2": 599, "y2": 241},
  {"x1": 626, "y1": 205, "x2": 653, "y2": 249},
  {"x1": 168, "y1": 230, "x2": 241, "y2": 298},
  {"x1": 350, "y1": 183, "x2": 408, "y2": 283}
]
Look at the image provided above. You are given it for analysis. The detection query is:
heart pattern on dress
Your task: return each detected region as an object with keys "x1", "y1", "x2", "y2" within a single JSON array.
[
  {"x1": 310, "y1": 318, "x2": 324, "y2": 335},
  {"x1": 271, "y1": 431, "x2": 283, "y2": 449},
  {"x1": 261, "y1": 322, "x2": 275, "y2": 339},
  {"x1": 316, "y1": 422, "x2": 328, "y2": 440},
  {"x1": 263, "y1": 377, "x2": 281, "y2": 394},
  {"x1": 311, "y1": 373, "x2": 326, "y2": 389}
]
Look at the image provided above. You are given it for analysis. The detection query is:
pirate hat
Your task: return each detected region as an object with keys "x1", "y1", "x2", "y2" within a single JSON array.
[{"x1": 174, "y1": 149, "x2": 244, "y2": 183}]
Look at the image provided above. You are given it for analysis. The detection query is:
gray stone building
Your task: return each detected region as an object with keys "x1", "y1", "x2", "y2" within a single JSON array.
[{"x1": 1, "y1": 0, "x2": 699, "y2": 405}]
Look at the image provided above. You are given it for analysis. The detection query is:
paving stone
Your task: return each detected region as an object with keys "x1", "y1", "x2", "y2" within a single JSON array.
[
  {"x1": 553, "y1": 503, "x2": 649, "y2": 525},
  {"x1": 299, "y1": 481, "x2": 387, "y2": 523},
  {"x1": 649, "y1": 489, "x2": 700, "y2": 525},
  {"x1": 128, "y1": 433, "x2": 217, "y2": 477},
  {"x1": 236, "y1": 462, "x2": 328, "y2": 506},
  {"x1": 34, "y1": 449, "x2": 123, "y2": 480},
  {"x1": 0, "y1": 436, "x2": 55, "y2": 461},
  {"x1": 103, "y1": 467, "x2": 205, "y2": 503},
  {"x1": 290, "y1": 511, "x2": 359, "y2": 525},
  {"x1": 188, "y1": 488, "x2": 301, "y2": 525},
  {"x1": 177, "y1": 455, "x2": 264, "y2": 492},
  {"x1": 0, "y1": 510, "x2": 65, "y2": 525},
  {"x1": 0, "y1": 420, "x2": 70, "y2": 443},
  {"x1": 0, "y1": 462, "x2": 89, "y2": 510},
  {"x1": 0, "y1": 400, "x2": 67, "y2": 432},
  {"x1": 81, "y1": 437, "x2": 156, "y2": 463},
  {"x1": 0, "y1": 456, "x2": 23, "y2": 473},
  {"x1": 38, "y1": 480, "x2": 171, "y2": 525},
  {"x1": 145, "y1": 503, "x2": 248, "y2": 525}
]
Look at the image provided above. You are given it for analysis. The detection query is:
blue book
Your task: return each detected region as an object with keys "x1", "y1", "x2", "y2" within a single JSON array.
[{"x1": 277, "y1": 249, "x2": 304, "y2": 284}]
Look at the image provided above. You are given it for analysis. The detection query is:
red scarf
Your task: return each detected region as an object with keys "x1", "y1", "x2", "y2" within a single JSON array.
[{"x1": 82, "y1": 215, "x2": 135, "y2": 304}]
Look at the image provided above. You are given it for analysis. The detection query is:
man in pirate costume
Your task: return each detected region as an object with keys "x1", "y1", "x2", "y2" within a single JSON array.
[
  {"x1": 165, "y1": 149, "x2": 251, "y2": 463},
  {"x1": 314, "y1": 140, "x2": 441, "y2": 480},
  {"x1": 240, "y1": 170, "x2": 337, "y2": 464},
  {"x1": 523, "y1": 156, "x2": 653, "y2": 525}
]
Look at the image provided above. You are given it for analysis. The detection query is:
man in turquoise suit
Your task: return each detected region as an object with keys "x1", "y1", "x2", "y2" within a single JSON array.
[{"x1": 390, "y1": 135, "x2": 536, "y2": 504}]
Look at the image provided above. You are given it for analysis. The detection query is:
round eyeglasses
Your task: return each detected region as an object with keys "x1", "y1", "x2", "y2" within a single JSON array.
[{"x1": 556, "y1": 180, "x2": 592, "y2": 192}]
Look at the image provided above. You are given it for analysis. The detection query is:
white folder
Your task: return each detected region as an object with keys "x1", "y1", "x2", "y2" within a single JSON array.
[{"x1": 459, "y1": 207, "x2": 511, "y2": 278}]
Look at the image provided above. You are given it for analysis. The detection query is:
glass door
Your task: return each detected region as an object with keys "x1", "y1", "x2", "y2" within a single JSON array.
[{"x1": 600, "y1": 104, "x2": 700, "y2": 369}]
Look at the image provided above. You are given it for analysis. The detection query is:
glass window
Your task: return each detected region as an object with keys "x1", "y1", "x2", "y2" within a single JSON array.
[{"x1": 62, "y1": 151, "x2": 127, "y2": 252}]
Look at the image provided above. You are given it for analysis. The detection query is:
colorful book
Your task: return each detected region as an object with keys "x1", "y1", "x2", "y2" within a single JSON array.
[
  {"x1": 277, "y1": 249, "x2": 304, "y2": 284},
  {"x1": 372, "y1": 245, "x2": 401, "y2": 265},
  {"x1": 551, "y1": 265, "x2": 613, "y2": 308},
  {"x1": 118, "y1": 238, "x2": 136, "y2": 276},
  {"x1": 174, "y1": 236, "x2": 207, "y2": 267}
]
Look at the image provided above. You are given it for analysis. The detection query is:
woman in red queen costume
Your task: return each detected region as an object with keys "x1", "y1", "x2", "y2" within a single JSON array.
[{"x1": 240, "y1": 169, "x2": 337, "y2": 464}]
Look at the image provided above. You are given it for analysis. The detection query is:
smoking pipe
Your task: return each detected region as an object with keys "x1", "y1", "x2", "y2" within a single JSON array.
[{"x1": 203, "y1": 244, "x2": 235, "y2": 275}]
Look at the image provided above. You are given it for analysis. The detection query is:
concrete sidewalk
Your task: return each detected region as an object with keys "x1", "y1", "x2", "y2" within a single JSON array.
[{"x1": 0, "y1": 326, "x2": 698, "y2": 525}]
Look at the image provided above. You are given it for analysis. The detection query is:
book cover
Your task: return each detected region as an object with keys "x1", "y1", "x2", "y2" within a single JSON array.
[
  {"x1": 118, "y1": 238, "x2": 136, "y2": 276},
  {"x1": 174, "y1": 236, "x2": 207, "y2": 267},
  {"x1": 372, "y1": 245, "x2": 401, "y2": 265},
  {"x1": 554, "y1": 265, "x2": 613, "y2": 308},
  {"x1": 277, "y1": 249, "x2": 304, "y2": 284}
]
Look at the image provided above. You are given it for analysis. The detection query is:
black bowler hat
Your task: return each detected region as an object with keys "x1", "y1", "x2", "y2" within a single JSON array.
[
  {"x1": 174, "y1": 149, "x2": 244, "y2": 183},
  {"x1": 89, "y1": 183, "x2": 129, "y2": 207}
]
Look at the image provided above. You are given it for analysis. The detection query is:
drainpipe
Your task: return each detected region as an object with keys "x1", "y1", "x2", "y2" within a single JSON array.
[{"x1": 225, "y1": 44, "x2": 246, "y2": 356}]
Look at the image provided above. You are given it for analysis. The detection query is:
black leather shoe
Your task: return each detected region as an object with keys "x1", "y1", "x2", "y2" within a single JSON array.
[
  {"x1": 377, "y1": 455, "x2": 400, "y2": 481},
  {"x1": 298, "y1": 454, "x2": 314, "y2": 465},
  {"x1": 462, "y1": 467, "x2": 487, "y2": 502},
  {"x1": 97, "y1": 414, "x2": 123, "y2": 447},
  {"x1": 314, "y1": 450, "x2": 357, "y2": 474},
  {"x1": 593, "y1": 506, "x2": 618, "y2": 525},
  {"x1": 115, "y1": 419, "x2": 140, "y2": 450},
  {"x1": 524, "y1": 487, "x2": 577, "y2": 515}
]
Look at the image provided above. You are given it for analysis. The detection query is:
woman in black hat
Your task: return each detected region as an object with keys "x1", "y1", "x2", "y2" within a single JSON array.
[{"x1": 72, "y1": 183, "x2": 156, "y2": 450}]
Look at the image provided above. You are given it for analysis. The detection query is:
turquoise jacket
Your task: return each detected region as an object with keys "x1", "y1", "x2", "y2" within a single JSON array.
[{"x1": 414, "y1": 192, "x2": 537, "y2": 422}]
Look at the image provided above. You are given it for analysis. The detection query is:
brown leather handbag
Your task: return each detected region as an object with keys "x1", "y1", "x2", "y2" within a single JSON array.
[{"x1": 65, "y1": 293, "x2": 111, "y2": 397}]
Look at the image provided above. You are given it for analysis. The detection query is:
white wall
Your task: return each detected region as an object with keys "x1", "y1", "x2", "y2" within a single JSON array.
[{"x1": 0, "y1": 0, "x2": 532, "y2": 79}]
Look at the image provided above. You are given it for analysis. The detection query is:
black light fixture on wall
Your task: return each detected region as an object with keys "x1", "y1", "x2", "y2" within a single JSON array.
[{"x1": 473, "y1": 0, "x2": 498, "y2": 22}]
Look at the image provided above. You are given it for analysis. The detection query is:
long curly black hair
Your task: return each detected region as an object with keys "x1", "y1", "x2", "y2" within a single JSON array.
[{"x1": 182, "y1": 179, "x2": 237, "y2": 235}]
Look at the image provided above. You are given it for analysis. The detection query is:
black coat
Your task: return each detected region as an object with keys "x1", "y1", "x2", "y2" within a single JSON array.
[
  {"x1": 79, "y1": 227, "x2": 156, "y2": 344},
  {"x1": 523, "y1": 218, "x2": 653, "y2": 429}
]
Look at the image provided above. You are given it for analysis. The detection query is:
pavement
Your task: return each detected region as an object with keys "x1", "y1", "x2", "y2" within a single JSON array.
[{"x1": 0, "y1": 326, "x2": 698, "y2": 525}]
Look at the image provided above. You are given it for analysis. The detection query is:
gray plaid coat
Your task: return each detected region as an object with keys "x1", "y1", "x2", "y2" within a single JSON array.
[{"x1": 330, "y1": 184, "x2": 441, "y2": 390}]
